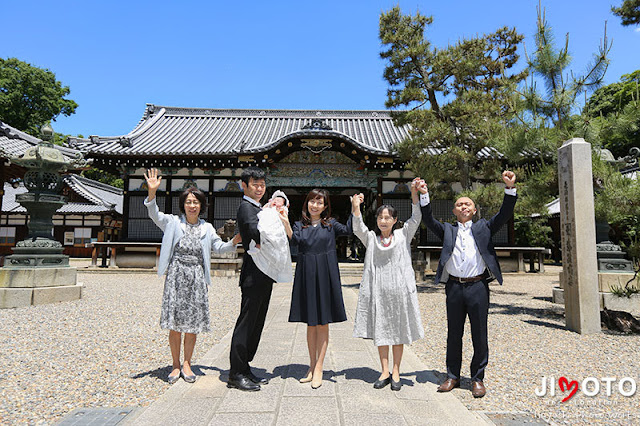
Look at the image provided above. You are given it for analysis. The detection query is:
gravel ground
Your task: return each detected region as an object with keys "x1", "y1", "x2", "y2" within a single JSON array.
[
  {"x1": 2, "y1": 265, "x2": 639, "y2": 425},
  {"x1": 0, "y1": 271, "x2": 241, "y2": 425},
  {"x1": 407, "y1": 266, "x2": 640, "y2": 425}
]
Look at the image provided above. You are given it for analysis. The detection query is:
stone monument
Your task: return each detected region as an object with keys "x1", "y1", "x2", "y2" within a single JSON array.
[
  {"x1": 0, "y1": 125, "x2": 87, "y2": 308},
  {"x1": 558, "y1": 138, "x2": 601, "y2": 333}
]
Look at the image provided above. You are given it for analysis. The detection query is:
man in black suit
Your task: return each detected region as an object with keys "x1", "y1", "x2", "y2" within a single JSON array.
[
  {"x1": 228, "y1": 167, "x2": 274, "y2": 391},
  {"x1": 419, "y1": 171, "x2": 517, "y2": 398}
]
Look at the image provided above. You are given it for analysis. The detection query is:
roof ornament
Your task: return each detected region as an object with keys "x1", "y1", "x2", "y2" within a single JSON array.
[
  {"x1": 118, "y1": 137, "x2": 132, "y2": 148},
  {"x1": 301, "y1": 119, "x2": 332, "y2": 131}
]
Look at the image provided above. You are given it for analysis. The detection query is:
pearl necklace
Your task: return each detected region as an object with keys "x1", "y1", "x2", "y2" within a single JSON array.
[{"x1": 380, "y1": 234, "x2": 393, "y2": 247}]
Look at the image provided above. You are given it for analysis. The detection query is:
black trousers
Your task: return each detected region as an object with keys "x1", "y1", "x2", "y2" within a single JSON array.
[
  {"x1": 229, "y1": 281, "x2": 273, "y2": 375},
  {"x1": 444, "y1": 278, "x2": 490, "y2": 382}
]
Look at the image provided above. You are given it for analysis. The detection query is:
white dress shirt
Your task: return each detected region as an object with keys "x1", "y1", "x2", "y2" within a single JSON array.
[
  {"x1": 243, "y1": 195, "x2": 261, "y2": 207},
  {"x1": 419, "y1": 188, "x2": 516, "y2": 278}
]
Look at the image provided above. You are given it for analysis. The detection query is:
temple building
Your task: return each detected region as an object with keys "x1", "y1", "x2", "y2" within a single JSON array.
[{"x1": 68, "y1": 104, "x2": 511, "y2": 253}]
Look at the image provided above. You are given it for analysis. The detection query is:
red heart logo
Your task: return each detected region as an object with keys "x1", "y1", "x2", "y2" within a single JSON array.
[{"x1": 558, "y1": 376, "x2": 578, "y2": 402}]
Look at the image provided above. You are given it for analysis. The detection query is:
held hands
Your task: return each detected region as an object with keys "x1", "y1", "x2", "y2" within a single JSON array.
[
  {"x1": 502, "y1": 170, "x2": 516, "y2": 187},
  {"x1": 350, "y1": 193, "x2": 364, "y2": 215},
  {"x1": 415, "y1": 178, "x2": 428, "y2": 194},
  {"x1": 144, "y1": 168, "x2": 162, "y2": 194}
]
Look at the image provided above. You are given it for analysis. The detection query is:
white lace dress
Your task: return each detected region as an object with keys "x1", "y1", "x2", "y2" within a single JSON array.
[
  {"x1": 352, "y1": 203, "x2": 424, "y2": 346},
  {"x1": 160, "y1": 222, "x2": 210, "y2": 334}
]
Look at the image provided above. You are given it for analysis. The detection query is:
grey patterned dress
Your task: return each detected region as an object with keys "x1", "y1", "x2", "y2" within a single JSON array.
[{"x1": 160, "y1": 222, "x2": 210, "y2": 334}]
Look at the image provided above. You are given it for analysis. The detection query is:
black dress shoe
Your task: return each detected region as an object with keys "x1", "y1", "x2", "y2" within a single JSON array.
[
  {"x1": 391, "y1": 377, "x2": 402, "y2": 391},
  {"x1": 246, "y1": 370, "x2": 269, "y2": 385},
  {"x1": 373, "y1": 375, "x2": 391, "y2": 389},
  {"x1": 227, "y1": 373, "x2": 261, "y2": 391}
]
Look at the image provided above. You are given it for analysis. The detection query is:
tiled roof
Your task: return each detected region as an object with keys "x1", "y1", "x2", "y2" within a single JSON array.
[
  {"x1": 67, "y1": 105, "x2": 412, "y2": 156},
  {"x1": 2, "y1": 175, "x2": 123, "y2": 215},
  {"x1": 0, "y1": 121, "x2": 82, "y2": 161},
  {"x1": 63, "y1": 174, "x2": 123, "y2": 214}
]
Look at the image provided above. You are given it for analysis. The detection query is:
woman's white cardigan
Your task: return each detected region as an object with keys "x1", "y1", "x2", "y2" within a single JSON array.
[{"x1": 144, "y1": 197, "x2": 236, "y2": 285}]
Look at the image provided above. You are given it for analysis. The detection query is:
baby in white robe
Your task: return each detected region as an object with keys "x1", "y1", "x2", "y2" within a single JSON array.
[{"x1": 247, "y1": 190, "x2": 293, "y2": 283}]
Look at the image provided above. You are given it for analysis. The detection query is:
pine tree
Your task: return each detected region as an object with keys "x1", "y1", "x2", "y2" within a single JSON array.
[
  {"x1": 379, "y1": 6, "x2": 525, "y2": 192},
  {"x1": 612, "y1": 0, "x2": 640, "y2": 26}
]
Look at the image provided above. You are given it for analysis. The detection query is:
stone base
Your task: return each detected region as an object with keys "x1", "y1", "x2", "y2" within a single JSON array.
[
  {"x1": 0, "y1": 283, "x2": 83, "y2": 308},
  {"x1": 598, "y1": 272, "x2": 637, "y2": 292},
  {"x1": 0, "y1": 266, "x2": 77, "y2": 288},
  {"x1": 552, "y1": 287, "x2": 640, "y2": 316},
  {"x1": 211, "y1": 258, "x2": 242, "y2": 276},
  {"x1": 602, "y1": 293, "x2": 640, "y2": 317},
  {"x1": 552, "y1": 286, "x2": 564, "y2": 304},
  {"x1": 116, "y1": 252, "x2": 156, "y2": 269},
  {"x1": 552, "y1": 287, "x2": 605, "y2": 309}
]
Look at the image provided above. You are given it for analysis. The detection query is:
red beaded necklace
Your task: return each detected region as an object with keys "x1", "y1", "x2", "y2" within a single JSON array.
[{"x1": 379, "y1": 234, "x2": 393, "y2": 247}]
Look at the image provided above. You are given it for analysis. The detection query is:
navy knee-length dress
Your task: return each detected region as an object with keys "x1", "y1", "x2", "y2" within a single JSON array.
[{"x1": 289, "y1": 217, "x2": 352, "y2": 326}]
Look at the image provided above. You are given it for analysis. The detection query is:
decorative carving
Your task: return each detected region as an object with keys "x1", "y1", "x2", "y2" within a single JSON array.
[
  {"x1": 222, "y1": 181, "x2": 242, "y2": 192},
  {"x1": 16, "y1": 239, "x2": 62, "y2": 248},
  {"x1": 302, "y1": 119, "x2": 332, "y2": 130},
  {"x1": 300, "y1": 139, "x2": 332, "y2": 154},
  {"x1": 280, "y1": 150, "x2": 354, "y2": 165}
]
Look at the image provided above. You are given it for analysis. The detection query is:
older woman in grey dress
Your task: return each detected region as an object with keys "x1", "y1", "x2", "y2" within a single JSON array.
[
  {"x1": 144, "y1": 169, "x2": 241, "y2": 384},
  {"x1": 351, "y1": 178, "x2": 425, "y2": 391}
]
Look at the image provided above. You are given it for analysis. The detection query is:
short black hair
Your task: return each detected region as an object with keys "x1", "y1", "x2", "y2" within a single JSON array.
[
  {"x1": 241, "y1": 167, "x2": 266, "y2": 185},
  {"x1": 178, "y1": 187, "x2": 207, "y2": 215}
]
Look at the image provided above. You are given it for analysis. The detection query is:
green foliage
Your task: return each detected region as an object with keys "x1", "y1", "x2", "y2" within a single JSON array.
[
  {"x1": 81, "y1": 168, "x2": 124, "y2": 189},
  {"x1": 514, "y1": 5, "x2": 610, "y2": 135},
  {"x1": 609, "y1": 279, "x2": 640, "y2": 298},
  {"x1": 584, "y1": 70, "x2": 640, "y2": 118},
  {"x1": 513, "y1": 214, "x2": 553, "y2": 247},
  {"x1": 379, "y1": 6, "x2": 525, "y2": 190},
  {"x1": 612, "y1": 0, "x2": 640, "y2": 26},
  {"x1": 593, "y1": 156, "x2": 640, "y2": 261},
  {"x1": 582, "y1": 70, "x2": 640, "y2": 158},
  {"x1": 0, "y1": 58, "x2": 77, "y2": 135}
]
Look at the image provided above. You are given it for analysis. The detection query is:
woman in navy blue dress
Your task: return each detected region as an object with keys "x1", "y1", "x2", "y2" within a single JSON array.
[{"x1": 285, "y1": 188, "x2": 352, "y2": 389}]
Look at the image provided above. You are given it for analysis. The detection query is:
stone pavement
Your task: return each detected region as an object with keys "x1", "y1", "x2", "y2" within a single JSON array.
[{"x1": 124, "y1": 283, "x2": 492, "y2": 426}]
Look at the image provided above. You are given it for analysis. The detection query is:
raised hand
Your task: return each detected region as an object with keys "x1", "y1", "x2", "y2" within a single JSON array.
[
  {"x1": 144, "y1": 168, "x2": 162, "y2": 193},
  {"x1": 143, "y1": 168, "x2": 162, "y2": 201},
  {"x1": 502, "y1": 170, "x2": 516, "y2": 187},
  {"x1": 232, "y1": 233, "x2": 242, "y2": 246}
]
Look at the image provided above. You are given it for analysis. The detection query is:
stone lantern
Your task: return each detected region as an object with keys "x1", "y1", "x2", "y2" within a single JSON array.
[{"x1": 0, "y1": 124, "x2": 88, "y2": 308}]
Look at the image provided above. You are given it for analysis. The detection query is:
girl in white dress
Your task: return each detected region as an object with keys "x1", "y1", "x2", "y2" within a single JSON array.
[{"x1": 351, "y1": 178, "x2": 426, "y2": 391}]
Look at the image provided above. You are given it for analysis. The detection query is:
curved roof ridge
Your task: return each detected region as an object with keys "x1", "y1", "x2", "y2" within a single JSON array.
[{"x1": 155, "y1": 105, "x2": 394, "y2": 118}]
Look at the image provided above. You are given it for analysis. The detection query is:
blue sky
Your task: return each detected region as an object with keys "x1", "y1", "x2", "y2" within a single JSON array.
[{"x1": 2, "y1": 0, "x2": 638, "y2": 137}]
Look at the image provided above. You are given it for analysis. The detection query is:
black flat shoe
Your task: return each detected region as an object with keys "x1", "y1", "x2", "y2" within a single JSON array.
[
  {"x1": 391, "y1": 377, "x2": 402, "y2": 391},
  {"x1": 373, "y1": 375, "x2": 391, "y2": 389},
  {"x1": 227, "y1": 373, "x2": 261, "y2": 391}
]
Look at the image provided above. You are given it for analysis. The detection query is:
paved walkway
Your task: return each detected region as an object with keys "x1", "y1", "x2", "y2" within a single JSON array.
[{"x1": 124, "y1": 284, "x2": 491, "y2": 425}]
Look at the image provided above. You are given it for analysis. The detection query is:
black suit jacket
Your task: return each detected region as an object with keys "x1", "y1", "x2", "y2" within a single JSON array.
[
  {"x1": 236, "y1": 198, "x2": 273, "y2": 288},
  {"x1": 421, "y1": 193, "x2": 517, "y2": 284}
]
